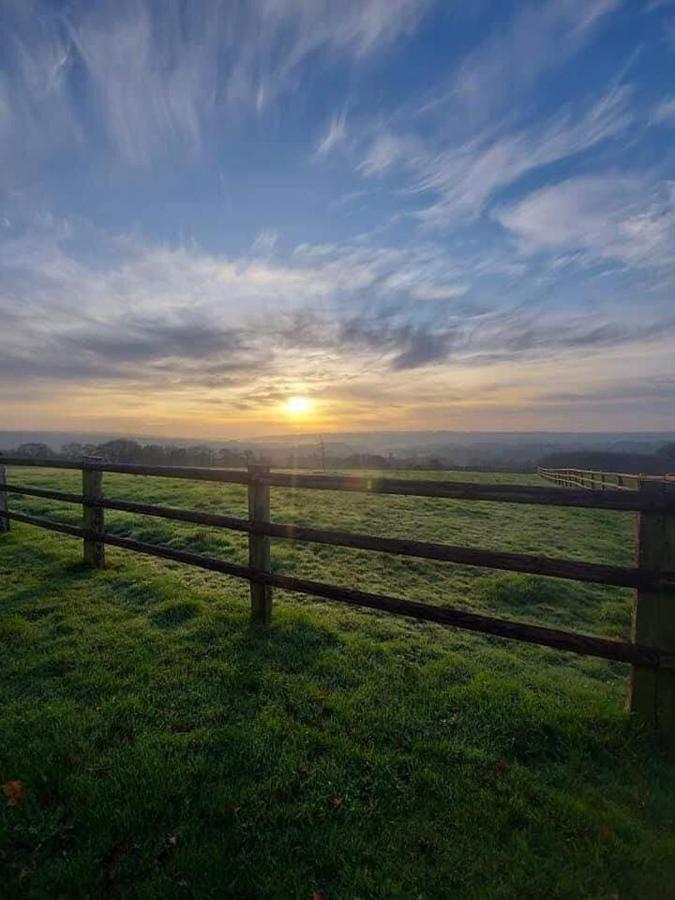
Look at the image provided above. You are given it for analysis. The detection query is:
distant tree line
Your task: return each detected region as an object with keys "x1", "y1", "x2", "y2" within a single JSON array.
[
  {"x1": 2, "y1": 440, "x2": 540, "y2": 472},
  {"x1": 538, "y1": 447, "x2": 675, "y2": 476},
  {"x1": 1, "y1": 440, "x2": 250, "y2": 468},
  {"x1": 3, "y1": 440, "x2": 674, "y2": 474}
]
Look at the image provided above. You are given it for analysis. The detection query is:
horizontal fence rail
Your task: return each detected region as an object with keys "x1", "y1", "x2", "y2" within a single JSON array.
[
  {"x1": 0, "y1": 508, "x2": 658, "y2": 668},
  {"x1": 1, "y1": 482, "x2": 670, "y2": 590},
  {"x1": 3, "y1": 456, "x2": 674, "y2": 511},
  {"x1": 2, "y1": 457, "x2": 675, "y2": 727},
  {"x1": 538, "y1": 466, "x2": 675, "y2": 492}
]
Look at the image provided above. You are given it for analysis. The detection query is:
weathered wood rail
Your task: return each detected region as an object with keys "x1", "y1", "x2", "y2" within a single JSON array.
[
  {"x1": 2, "y1": 457, "x2": 675, "y2": 727},
  {"x1": 538, "y1": 466, "x2": 675, "y2": 492}
]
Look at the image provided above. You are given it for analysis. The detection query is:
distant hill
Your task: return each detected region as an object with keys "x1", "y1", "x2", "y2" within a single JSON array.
[
  {"x1": 0, "y1": 430, "x2": 232, "y2": 451},
  {"x1": 2, "y1": 429, "x2": 675, "y2": 472}
]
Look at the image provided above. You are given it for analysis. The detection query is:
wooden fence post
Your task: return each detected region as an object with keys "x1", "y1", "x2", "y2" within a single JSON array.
[
  {"x1": 0, "y1": 463, "x2": 8, "y2": 533},
  {"x1": 82, "y1": 457, "x2": 105, "y2": 568},
  {"x1": 629, "y1": 481, "x2": 675, "y2": 727},
  {"x1": 248, "y1": 464, "x2": 272, "y2": 625}
]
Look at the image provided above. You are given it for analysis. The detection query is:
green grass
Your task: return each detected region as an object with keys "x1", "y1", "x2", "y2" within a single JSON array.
[{"x1": 1, "y1": 468, "x2": 674, "y2": 898}]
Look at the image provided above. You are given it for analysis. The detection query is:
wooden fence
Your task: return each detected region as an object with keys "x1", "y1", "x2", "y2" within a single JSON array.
[
  {"x1": 538, "y1": 466, "x2": 675, "y2": 491},
  {"x1": 1, "y1": 457, "x2": 675, "y2": 727}
]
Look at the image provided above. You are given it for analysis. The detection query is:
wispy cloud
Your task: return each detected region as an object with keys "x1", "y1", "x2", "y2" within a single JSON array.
[
  {"x1": 250, "y1": 229, "x2": 278, "y2": 259},
  {"x1": 0, "y1": 5, "x2": 79, "y2": 188},
  {"x1": 411, "y1": 284, "x2": 469, "y2": 301},
  {"x1": 650, "y1": 96, "x2": 675, "y2": 124},
  {"x1": 1, "y1": 0, "x2": 429, "y2": 169},
  {"x1": 2, "y1": 0, "x2": 674, "y2": 434},
  {"x1": 334, "y1": 304, "x2": 675, "y2": 372},
  {"x1": 494, "y1": 174, "x2": 675, "y2": 267},
  {"x1": 451, "y1": 0, "x2": 619, "y2": 126},
  {"x1": 357, "y1": 84, "x2": 633, "y2": 226},
  {"x1": 542, "y1": 375, "x2": 675, "y2": 404},
  {"x1": 315, "y1": 109, "x2": 349, "y2": 158},
  {"x1": 6, "y1": 217, "x2": 672, "y2": 397},
  {"x1": 359, "y1": 131, "x2": 426, "y2": 177}
]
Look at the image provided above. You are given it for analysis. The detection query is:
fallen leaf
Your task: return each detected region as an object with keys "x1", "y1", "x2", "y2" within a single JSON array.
[
  {"x1": 597, "y1": 824, "x2": 613, "y2": 842},
  {"x1": 2, "y1": 780, "x2": 25, "y2": 806},
  {"x1": 417, "y1": 836, "x2": 436, "y2": 854},
  {"x1": 170, "y1": 722, "x2": 194, "y2": 734},
  {"x1": 330, "y1": 796, "x2": 344, "y2": 810},
  {"x1": 157, "y1": 833, "x2": 178, "y2": 868}
]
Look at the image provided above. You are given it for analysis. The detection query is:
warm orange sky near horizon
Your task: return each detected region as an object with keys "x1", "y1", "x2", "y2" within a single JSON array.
[
  {"x1": 2, "y1": 2, "x2": 674, "y2": 438},
  {"x1": 4, "y1": 342, "x2": 673, "y2": 440}
]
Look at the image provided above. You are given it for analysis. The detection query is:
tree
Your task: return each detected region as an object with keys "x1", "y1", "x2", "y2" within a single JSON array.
[
  {"x1": 216, "y1": 446, "x2": 246, "y2": 467},
  {"x1": 61, "y1": 442, "x2": 85, "y2": 459},
  {"x1": 96, "y1": 440, "x2": 142, "y2": 463},
  {"x1": 15, "y1": 442, "x2": 55, "y2": 458}
]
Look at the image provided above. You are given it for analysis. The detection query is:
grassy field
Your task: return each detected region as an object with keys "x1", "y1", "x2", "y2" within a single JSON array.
[{"x1": 1, "y1": 467, "x2": 674, "y2": 898}]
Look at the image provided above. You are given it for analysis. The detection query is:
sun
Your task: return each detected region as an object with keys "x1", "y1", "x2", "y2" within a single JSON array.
[{"x1": 285, "y1": 395, "x2": 313, "y2": 417}]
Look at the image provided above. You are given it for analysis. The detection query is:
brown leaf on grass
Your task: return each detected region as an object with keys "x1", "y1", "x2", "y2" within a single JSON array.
[
  {"x1": 2, "y1": 780, "x2": 25, "y2": 806},
  {"x1": 311, "y1": 689, "x2": 330, "y2": 702},
  {"x1": 330, "y1": 796, "x2": 344, "y2": 810},
  {"x1": 157, "y1": 833, "x2": 178, "y2": 869},
  {"x1": 597, "y1": 824, "x2": 613, "y2": 843}
]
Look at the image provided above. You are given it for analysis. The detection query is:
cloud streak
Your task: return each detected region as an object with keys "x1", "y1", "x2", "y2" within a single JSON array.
[
  {"x1": 451, "y1": 0, "x2": 619, "y2": 126},
  {"x1": 0, "y1": 4, "x2": 80, "y2": 189},
  {"x1": 1, "y1": 0, "x2": 429, "y2": 169},
  {"x1": 494, "y1": 174, "x2": 675, "y2": 266},
  {"x1": 315, "y1": 109, "x2": 349, "y2": 158},
  {"x1": 356, "y1": 84, "x2": 633, "y2": 226},
  {"x1": 542, "y1": 376, "x2": 675, "y2": 404},
  {"x1": 4, "y1": 220, "x2": 674, "y2": 406},
  {"x1": 2, "y1": 0, "x2": 674, "y2": 434}
]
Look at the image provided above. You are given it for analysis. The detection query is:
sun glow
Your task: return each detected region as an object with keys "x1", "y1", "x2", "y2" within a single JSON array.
[{"x1": 285, "y1": 395, "x2": 313, "y2": 417}]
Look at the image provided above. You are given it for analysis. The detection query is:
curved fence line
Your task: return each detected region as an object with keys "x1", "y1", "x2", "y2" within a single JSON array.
[{"x1": 538, "y1": 466, "x2": 675, "y2": 492}]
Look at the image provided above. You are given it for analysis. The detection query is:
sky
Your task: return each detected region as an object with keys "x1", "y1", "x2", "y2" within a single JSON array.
[{"x1": 1, "y1": 0, "x2": 675, "y2": 439}]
